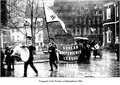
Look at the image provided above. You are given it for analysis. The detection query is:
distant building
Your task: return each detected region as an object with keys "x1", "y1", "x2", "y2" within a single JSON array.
[
  {"x1": 1, "y1": 0, "x2": 11, "y2": 48},
  {"x1": 50, "y1": 0, "x2": 104, "y2": 44},
  {"x1": 103, "y1": 2, "x2": 119, "y2": 48},
  {"x1": 1, "y1": 28, "x2": 11, "y2": 48},
  {"x1": 1, "y1": 0, "x2": 7, "y2": 26},
  {"x1": 10, "y1": 18, "x2": 44, "y2": 51}
]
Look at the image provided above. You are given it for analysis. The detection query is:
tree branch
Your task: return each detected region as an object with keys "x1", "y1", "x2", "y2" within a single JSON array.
[
  {"x1": 7, "y1": 3, "x2": 26, "y2": 14},
  {"x1": 10, "y1": 20, "x2": 25, "y2": 35},
  {"x1": 34, "y1": 26, "x2": 46, "y2": 35}
]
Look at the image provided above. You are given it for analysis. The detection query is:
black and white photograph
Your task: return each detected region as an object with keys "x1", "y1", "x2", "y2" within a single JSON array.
[{"x1": 0, "y1": 0, "x2": 120, "y2": 83}]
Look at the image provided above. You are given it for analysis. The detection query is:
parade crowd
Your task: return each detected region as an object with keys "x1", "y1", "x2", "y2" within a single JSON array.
[{"x1": 1, "y1": 37, "x2": 119, "y2": 77}]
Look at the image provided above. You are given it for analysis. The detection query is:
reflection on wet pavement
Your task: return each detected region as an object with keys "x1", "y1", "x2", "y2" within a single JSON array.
[{"x1": 13, "y1": 50, "x2": 120, "y2": 77}]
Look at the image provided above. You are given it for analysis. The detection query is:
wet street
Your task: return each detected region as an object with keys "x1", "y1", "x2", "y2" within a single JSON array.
[{"x1": 11, "y1": 50, "x2": 120, "y2": 77}]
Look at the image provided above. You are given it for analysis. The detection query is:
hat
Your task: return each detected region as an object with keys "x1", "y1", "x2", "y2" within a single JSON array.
[
  {"x1": 50, "y1": 38, "x2": 54, "y2": 40},
  {"x1": 26, "y1": 36, "x2": 32, "y2": 40}
]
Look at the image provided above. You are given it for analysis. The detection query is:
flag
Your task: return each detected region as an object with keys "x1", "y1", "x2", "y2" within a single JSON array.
[
  {"x1": 44, "y1": 5, "x2": 68, "y2": 33},
  {"x1": 91, "y1": 27, "x2": 96, "y2": 32}
]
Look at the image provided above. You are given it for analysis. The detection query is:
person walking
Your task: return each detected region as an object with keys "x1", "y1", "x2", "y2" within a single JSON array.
[
  {"x1": 115, "y1": 42, "x2": 119, "y2": 61},
  {"x1": 5, "y1": 46, "x2": 13, "y2": 71},
  {"x1": 48, "y1": 38, "x2": 58, "y2": 71},
  {"x1": 23, "y1": 36, "x2": 38, "y2": 77},
  {"x1": 1, "y1": 48, "x2": 5, "y2": 77},
  {"x1": 85, "y1": 43, "x2": 91, "y2": 62}
]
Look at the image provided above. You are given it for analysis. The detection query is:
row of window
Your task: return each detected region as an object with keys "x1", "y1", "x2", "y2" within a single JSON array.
[
  {"x1": 2, "y1": 30, "x2": 10, "y2": 35},
  {"x1": 72, "y1": 27, "x2": 101, "y2": 35},
  {"x1": 12, "y1": 29, "x2": 19, "y2": 33},
  {"x1": 73, "y1": 17, "x2": 102, "y2": 25},
  {"x1": 93, "y1": 10, "x2": 102, "y2": 15},
  {"x1": 11, "y1": 34, "x2": 42, "y2": 42}
]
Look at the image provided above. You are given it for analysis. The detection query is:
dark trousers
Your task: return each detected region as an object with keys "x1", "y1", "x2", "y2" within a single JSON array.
[
  {"x1": 117, "y1": 54, "x2": 119, "y2": 61},
  {"x1": 24, "y1": 60, "x2": 38, "y2": 76},
  {"x1": 49, "y1": 60, "x2": 57, "y2": 70},
  {"x1": 6, "y1": 57, "x2": 14, "y2": 71}
]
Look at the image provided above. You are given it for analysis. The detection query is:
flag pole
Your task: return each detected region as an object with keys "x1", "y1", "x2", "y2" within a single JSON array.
[{"x1": 42, "y1": 0, "x2": 50, "y2": 42}]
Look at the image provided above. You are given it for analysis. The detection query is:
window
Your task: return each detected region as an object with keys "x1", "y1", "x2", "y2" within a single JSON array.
[
  {"x1": 12, "y1": 29, "x2": 14, "y2": 33},
  {"x1": 24, "y1": 36, "x2": 26, "y2": 39},
  {"x1": 99, "y1": 10, "x2": 102, "y2": 14},
  {"x1": 88, "y1": 20, "x2": 91, "y2": 25},
  {"x1": 79, "y1": 18, "x2": 82, "y2": 24},
  {"x1": 98, "y1": 27, "x2": 100, "y2": 34},
  {"x1": 83, "y1": 27, "x2": 86, "y2": 35},
  {"x1": 106, "y1": 28, "x2": 112, "y2": 43},
  {"x1": 75, "y1": 18, "x2": 77, "y2": 23},
  {"x1": 79, "y1": 28, "x2": 81, "y2": 35},
  {"x1": 73, "y1": 29, "x2": 75, "y2": 35},
  {"x1": 106, "y1": 8, "x2": 111, "y2": 19},
  {"x1": 103, "y1": 10, "x2": 105, "y2": 21},
  {"x1": 3, "y1": 36, "x2": 6, "y2": 42},
  {"x1": 84, "y1": 18, "x2": 86, "y2": 25},
  {"x1": 88, "y1": 27, "x2": 91, "y2": 35},
  {"x1": 93, "y1": 18, "x2": 95, "y2": 24},
  {"x1": 17, "y1": 35, "x2": 19, "y2": 38},
  {"x1": 97, "y1": 18, "x2": 99, "y2": 24},
  {"x1": 38, "y1": 34, "x2": 41, "y2": 41},
  {"x1": 12, "y1": 36, "x2": 15, "y2": 41},
  {"x1": 16, "y1": 29, "x2": 19, "y2": 32},
  {"x1": 116, "y1": 6, "x2": 118, "y2": 17},
  {"x1": 94, "y1": 11, "x2": 97, "y2": 15},
  {"x1": 96, "y1": 11, "x2": 98, "y2": 15},
  {"x1": 3, "y1": 31, "x2": 6, "y2": 35},
  {"x1": 77, "y1": 29, "x2": 80, "y2": 35}
]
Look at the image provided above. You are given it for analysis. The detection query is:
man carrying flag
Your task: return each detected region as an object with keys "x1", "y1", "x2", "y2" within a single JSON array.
[{"x1": 44, "y1": 5, "x2": 68, "y2": 33}]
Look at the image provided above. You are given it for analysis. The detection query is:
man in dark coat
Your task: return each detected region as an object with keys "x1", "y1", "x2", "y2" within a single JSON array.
[
  {"x1": 78, "y1": 43, "x2": 86, "y2": 62},
  {"x1": 48, "y1": 38, "x2": 58, "y2": 71},
  {"x1": 5, "y1": 47, "x2": 13, "y2": 71},
  {"x1": 23, "y1": 36, "x2": 38, "y2": 77},
  {"x1": 1, "y1": 48, "x2": 5, "y2": 77},
  {"x1": 115, "y1": 42, "x2": 119, "y2": 61},
  {"x1": 85, "y1": 43, "x2": 91, "y2": 62}
]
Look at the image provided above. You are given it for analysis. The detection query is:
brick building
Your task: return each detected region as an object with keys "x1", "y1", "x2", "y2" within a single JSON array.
[{"x1": 102, "y1": 2, "x2": 119, "y2": 48}]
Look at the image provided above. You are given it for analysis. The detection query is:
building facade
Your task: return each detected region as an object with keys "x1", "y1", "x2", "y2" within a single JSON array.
[
  {"x1": 103, "y1": 2, "x2": 119, "y2": 48},
  {"x1": 1, "y1": 28, "x2": 11, "y2": 48},
  {"x1": 10, "y1": 18, "x2": 44, "y2": 52},
  {"x1": 1, "y1": 0, "x2": 11, "y2": 48},
  {"x1": 49, "y1": 1, "x2": 104, "y2": 44}
]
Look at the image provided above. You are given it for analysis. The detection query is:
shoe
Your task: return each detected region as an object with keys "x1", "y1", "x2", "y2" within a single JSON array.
[
  {"x1": 23, "y1": 75, "x2": 27, "y2": 77},
  {"x1": 36, "y1": 73, "x2": 38, "y2": 77},
  {"x1": 49, "y1": 69, "x2": 53, "y2": 71}
]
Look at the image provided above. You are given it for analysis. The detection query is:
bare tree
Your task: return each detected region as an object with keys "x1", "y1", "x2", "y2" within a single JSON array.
[{"x1": 7, "y1": 0, "x2": 45, "y2": 46}]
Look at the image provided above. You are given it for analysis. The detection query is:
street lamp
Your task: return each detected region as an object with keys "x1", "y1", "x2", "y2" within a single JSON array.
[{"x1": 24, "y1": 21, "x2": 30, "y2": 43}]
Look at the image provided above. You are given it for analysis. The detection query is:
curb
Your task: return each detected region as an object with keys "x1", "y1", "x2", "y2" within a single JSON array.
[{"x1": 14, "y1": 60, "x2": 49, "y2": 65}]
